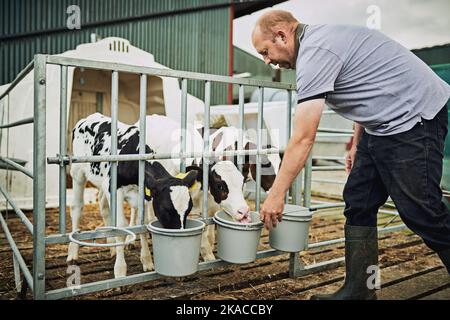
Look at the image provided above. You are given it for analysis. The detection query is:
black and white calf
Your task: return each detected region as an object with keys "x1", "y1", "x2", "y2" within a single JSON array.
[
  {"x1": 68, "y1": 113, "x2": 197, "y2": 278},
  {"x1": 206, "y1": 126, "x2": 280, "y2": 192},
  {"x1": 140, "y1": 115, "x2": 251, "y2": 261}
]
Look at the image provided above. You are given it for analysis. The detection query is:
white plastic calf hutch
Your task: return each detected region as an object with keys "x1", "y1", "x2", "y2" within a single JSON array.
[
  {"x1": 0, "y1": 37, "x2": 204, "y2": 211},
  {"x1": 0, "y1": 39, "x2": 406, "y2": 300}
]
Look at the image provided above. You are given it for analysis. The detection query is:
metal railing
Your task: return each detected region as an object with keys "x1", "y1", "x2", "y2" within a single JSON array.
[{"x1": 0, "y1": 54, "x2": 407, "y2": 300}]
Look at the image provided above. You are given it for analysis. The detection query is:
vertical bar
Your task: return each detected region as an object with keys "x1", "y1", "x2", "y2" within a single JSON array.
[
  {"x1": 13, "y1": 255, "x2": 22, "y2": 293},
  {"x1": 285, "y1": 90, "x2": 292, "y2": 204},
  {"x1": 33, "y1": 54, "x2": 47, "y2": 300},
  {"x1": 289, "y1": 90, "x2": 304, "y2": 277},
  {"x1": 59, "y1": 65, "x2": 67, "y2": 233},
  {"x1": 110, "y1": 71, "x2": 119, "y2": 227},
  {"x1": 180, "y1": 78, "x2": 187, "y2": 173},
  {"x1": 255, "y1": 87, "x2": 263, "y2": 212},
  {"x1": 303, "y1": 152, "x2": 313, "y2": 207},
  {"x1": 202, "y1": 81, "x2": 211, "y2": 219},
  {"x1": 138, "y1": 74, "x2": 147, "y2": 225},
  {"x1": 237, "y1": 84, "x2": 245, "y2": 173}
]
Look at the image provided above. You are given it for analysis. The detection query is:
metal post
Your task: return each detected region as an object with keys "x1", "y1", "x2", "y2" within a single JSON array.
[
  {"x1": 237, "y1": 85, "x2": 245, "y2": 173},
  {"x1": 202, "y1": 81, "x2": 211, "y2": 219},
  {"x1": 138, "y1": 74, "x2": 147, "y2": 225},
  {"x1": 33, "y1": 54, "x2": 47, "y2": 300},
  {"x1": 285, "y1": 90, "x2": 292, "y2": 203},
  {"x1": 110, "y1": 71, "x2": 119, "y2": 226},
  {"x1": 303, "y1": 152, "x2": 313, "y2": 207},
  {"x1": 180, "y1": 78, "x2": 187, "y2": 173},
  {"x1": 255, "y1": 87, "x2": 263, "y2": 212},
  {"x1": 13, "y1": 255, "x2": 22, "y2": 293},
  {"x1": 59, "y1": 65, "x2": 68, "y2": 234}
]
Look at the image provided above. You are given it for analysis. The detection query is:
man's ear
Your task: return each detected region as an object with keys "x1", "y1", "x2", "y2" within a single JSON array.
[{"x1": 276, "y1": 30, "x2": 287, "y2": 43}]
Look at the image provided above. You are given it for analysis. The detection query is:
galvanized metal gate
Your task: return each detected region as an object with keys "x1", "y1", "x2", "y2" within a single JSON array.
[{"x1": 0, "y1": 54, "x2": 406, "y2": 300}]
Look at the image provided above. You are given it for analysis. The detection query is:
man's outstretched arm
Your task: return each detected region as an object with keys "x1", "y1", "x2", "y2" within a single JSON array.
[{"x1": 260, "y1": 98, "x2": 325, "y2": 229}]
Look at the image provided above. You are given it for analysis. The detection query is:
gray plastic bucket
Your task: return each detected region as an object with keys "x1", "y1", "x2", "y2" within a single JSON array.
[
  {"x1": 213, "y1": 211, "x2": 263, "y2": 264},
  {"x1": 269, "y1": 204, "x2": 312, "y2": 252},
  {"x1": 147, "y1": 219, "x2": 205, "y2": 277}
]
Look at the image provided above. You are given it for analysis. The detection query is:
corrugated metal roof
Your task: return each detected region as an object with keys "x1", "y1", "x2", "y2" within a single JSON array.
[{"x1": 1, "y1": 0, "x2": 232, "y2": 104}]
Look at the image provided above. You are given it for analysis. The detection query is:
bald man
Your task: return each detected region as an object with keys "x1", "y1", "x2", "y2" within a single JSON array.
[{"x1": 252, "y1": 10, "x2": 450, "y2": 300}]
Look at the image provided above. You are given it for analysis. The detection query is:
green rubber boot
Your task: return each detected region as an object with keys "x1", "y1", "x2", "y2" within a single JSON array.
[{"x1": 311, "y1": 225, "x2": 379, "y2": 300}]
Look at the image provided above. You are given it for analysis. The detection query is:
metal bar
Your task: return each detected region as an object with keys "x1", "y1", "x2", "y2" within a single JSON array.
[
  {"x1": 308, "y1": 224, "x2": 407, "y2": 249},
  {"x1": 45, "y1": 248, "x2": 282, "y2": 300},
  {"x1": 296, "y1": 256, "x2": 345, "y2": 276},
  {"x1": 13, "y1": 254, "x2": 22, "y2": 293},
  {"x1": 47, "y1": 148, "x2": 283, "y2": 164},
  {"x1": 202, "y1": 81, "x2": 211, "y2": 220},
  {"x1": 0, "y1": 156, "x2": 33, "y2": 178},
  {"x1": 303, "y1": 153, "x2": 313, "y2": 207},
  {"x1": 255, "y1": 87, "x2": 263, "y2": 212},
  {"x1": 0, "y1": 60, "x2": 34, "y2": 101},
  {"x1": 180, "y1": 78, "x2": 187, "y2": 173},
  {"x1": 138, "y1": 74, "x2": 147, "y2": 226},
  {"x1": 285, "y1": 90, "x2": 292, "y2": 204},
  {"x1": 312, "y1": 178, "x2": 347, "y2": 185},
  {"x1": 0, "y1": 184, "x2": 33, "y2": 233},
  {"x1": 316, "y1": 133, "x2": 353, "y2": 138},
  {"x1": 312, "y1": 166, "x2": 346, "y2": 171},
  {"x1": 237, "y1": 84, "x2": 244, "y2": 173},
  {"x1": 317, "y1": 127, "x2": 354, "y2": 134},
  {"x1": 0, "y1": 213, "x2": 33, "y2": 291},
  {"x1": 312, "y1": 156, "x2": 346, "y2": 161},
  {"x1": 110, "y1": 71, "x2": 119, "y2": 227},
  {"x1": 311, "y1": 202, "x2": 345, "y2": 210},
  {"x1": 59, "y1": 65, "x2": 68, "y2": 234},
  {"x1": 46, "y1": 56, "x2": 295, "y2": 90},
  {"x1": 32, "y1": 54, "x2": 47, "y2": 300},
  {"x1": 0, "y1": 117, "x2": 34, "y2": 129}
]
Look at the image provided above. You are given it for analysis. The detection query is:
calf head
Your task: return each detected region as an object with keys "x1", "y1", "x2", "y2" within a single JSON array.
[
  {"x1": 187, "y1": 161, "x2": 251, "y2": 223},
  {"x1": 145, "y1": 161, "x2": 197, "y2": 229},
  {"x1": 210, "y1": 130, "x2": 279, "y2": 192}
]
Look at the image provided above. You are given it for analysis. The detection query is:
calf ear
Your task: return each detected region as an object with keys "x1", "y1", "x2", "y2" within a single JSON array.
[
  {"x1": 211, "y1": 131, "x2": 223, "y2": 151},
  {"x1": 146, "y1": 161, "x2": 170, "y2": 179},
  {"x1": 186, "y1": 165, "x2": 202, "y2": 184},
  {"x1": 182, "y1": 170, "x2": 198, "y2": 188}
]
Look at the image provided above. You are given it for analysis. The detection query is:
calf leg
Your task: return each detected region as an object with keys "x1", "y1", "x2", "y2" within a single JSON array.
[
  {"x1": 67, "y1": 169, "x2": 86, "y2": 264},
  {"x1": 201, "y1": 224, "x2": 216, "y2": 261},
  {"x1": 139, "y1": 203, "x2": 154, "y2": 271},
  {"x1": 125, "y1": 207, "x2": 137, "y2": 249},
  {"x1": 105, "y1": 188, "x2": 128, "y2": 278},
  {"x1": 98, "y1": 190, "x2": 116, "y2": 258}
]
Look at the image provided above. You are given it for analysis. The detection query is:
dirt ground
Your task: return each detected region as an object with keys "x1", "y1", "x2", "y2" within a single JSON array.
[{"x1": 1, "y1": 192, "x2": 449, "y2": 300}]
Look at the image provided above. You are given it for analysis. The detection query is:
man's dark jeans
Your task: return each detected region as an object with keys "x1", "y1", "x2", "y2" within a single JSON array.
[{"x1": 343, "y1": 105, "x2": 450, "y2": 252}]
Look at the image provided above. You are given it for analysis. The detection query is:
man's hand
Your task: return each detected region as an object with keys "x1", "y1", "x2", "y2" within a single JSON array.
[
  {"x1": 345, "y1": 145, "x2": 357, "y2": 174},
  {"x1": 260, "y1": 193, "x2": 285, "y2": 230}
]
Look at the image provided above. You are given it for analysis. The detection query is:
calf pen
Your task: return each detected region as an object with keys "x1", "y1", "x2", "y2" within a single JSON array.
[{"x1": 0, "y1": 54, "x2": 406, "y2": 300}]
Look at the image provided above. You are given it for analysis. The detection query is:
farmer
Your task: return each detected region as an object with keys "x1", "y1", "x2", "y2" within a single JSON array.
[{"x1": 253, "y1": 9, "x2": 450, "y2": 300}]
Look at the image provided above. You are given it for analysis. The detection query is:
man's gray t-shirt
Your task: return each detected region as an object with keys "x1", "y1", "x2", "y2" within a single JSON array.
[{"x1": 296, "y1": 24, "x2": 450, "y2": 136}]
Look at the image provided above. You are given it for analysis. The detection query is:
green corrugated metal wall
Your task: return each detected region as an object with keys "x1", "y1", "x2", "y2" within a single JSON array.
[
  {"x1": 413, "y1": 44, "x2": 450, "y2": 66},
  {"x1": 0, "y1": 0, "x2": 231, "y2": 104},
  {"x1": 431, "y1": 64, "x2": 450, "y2": 191},
  {"x1": 232, "y1": 46, "x2": 295, "y2": 102}
]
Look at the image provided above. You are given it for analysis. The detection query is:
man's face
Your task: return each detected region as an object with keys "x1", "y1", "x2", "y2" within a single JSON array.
[{"x1": 252, "y1": 27, "x2": 295, "y2": 69}]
